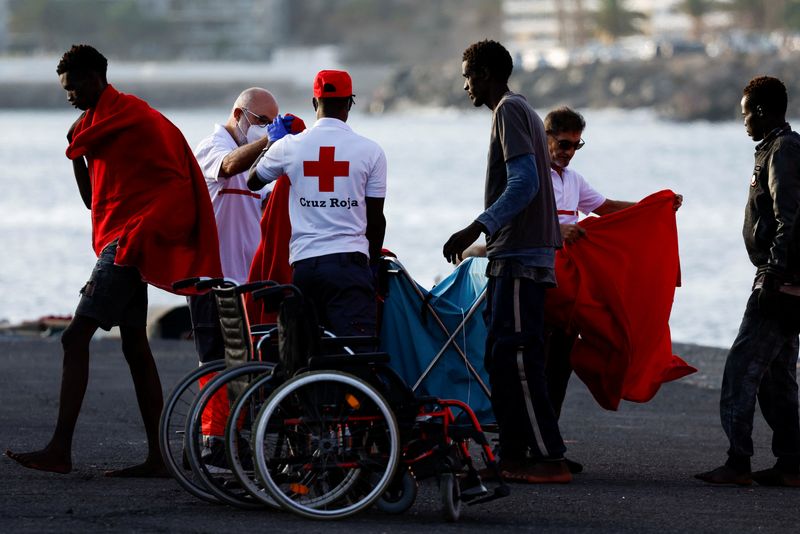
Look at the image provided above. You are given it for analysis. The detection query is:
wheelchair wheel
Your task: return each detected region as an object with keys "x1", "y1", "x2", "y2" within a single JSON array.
[
  {"x1": 159, "y1": 360, "x2": 226, "y2": 503},
  {"x1": 375, "y1": 466, "x2": 417, "y2": 514},
  {"x1": 185, "y1": 361, "x2": 276, "y2": 509},
  {"x1": 440, "y1": 472, "x2": 462, "y2": 522},
  {"x1": 252, "y1": 370, "x2": 400, "y2": 519},
  {"x1": 223, "y1": 371, "x2": 280, "y2": 509}
]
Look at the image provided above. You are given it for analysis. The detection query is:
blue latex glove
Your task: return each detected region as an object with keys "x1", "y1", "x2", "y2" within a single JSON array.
[
  {"x1": 267, "y1": 114, "x2": 292, "y2": 142},
  {"x1": 267, "y1": 114, "x2": 296, "y2": 141}
]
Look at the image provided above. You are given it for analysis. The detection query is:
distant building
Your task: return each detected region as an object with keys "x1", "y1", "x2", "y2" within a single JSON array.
[
  {"x1": 142, "y1": 0, "x2": 287, "y2": 60},
  {"x1": 0, "y1": 0, "x2": 7, "y2": 53},
  {"x1": 503, "y1": 0, "x2": 733, "y2": 69},
  {"x1": 1, "y1": 0, "x2": 289, "y2": 60}
]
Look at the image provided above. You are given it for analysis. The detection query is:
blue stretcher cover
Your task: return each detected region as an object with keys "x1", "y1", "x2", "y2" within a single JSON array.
[{"x1": 380, "y1": 257, "x2": 493, "y2": 423}]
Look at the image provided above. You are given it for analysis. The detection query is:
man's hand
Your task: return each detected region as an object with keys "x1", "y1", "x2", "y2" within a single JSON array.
[
  {"x1": 443, "y1": 221, "x2": 485, "y2": 265},
  {"x1": 560, "y1": 223, "x2": 586, "y2": 244},
  {"x1": 267, "y1": 114, "x2": 294, "y2": 142},
  {"x1": 673, "y1": 194, "x2": 683, "y2": 211}
]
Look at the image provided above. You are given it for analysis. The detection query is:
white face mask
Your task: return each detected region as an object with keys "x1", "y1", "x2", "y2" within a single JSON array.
[
  {"x1": 245, "y1": 123, "x2": 268, "y2": 143},
  {"x1": 235, "y1": 112, "x2": 268, "y2": 145}
]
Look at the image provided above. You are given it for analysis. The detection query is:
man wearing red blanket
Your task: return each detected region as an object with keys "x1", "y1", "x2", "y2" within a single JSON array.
[{"x1": 6, "y1": 45, "x2": 222, "y2": 477}]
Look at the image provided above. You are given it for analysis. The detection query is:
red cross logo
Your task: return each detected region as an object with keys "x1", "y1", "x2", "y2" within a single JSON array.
[{"x1": 303, "y1": 146, "x2": 350, "y2": 192}]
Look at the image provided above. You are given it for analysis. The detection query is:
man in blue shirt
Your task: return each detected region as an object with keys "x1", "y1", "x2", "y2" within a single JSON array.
[{"x1": 443, "y1": 39, "x2": 569, "y2": 483}]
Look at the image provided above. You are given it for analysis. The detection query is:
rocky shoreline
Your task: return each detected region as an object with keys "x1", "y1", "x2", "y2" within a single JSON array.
[
  {"x1": 5, "y1": 53, "x2": 800, "y2": 122},
  {"x1": 370, "y1": 52, "x2": 800, "y2": 121}
]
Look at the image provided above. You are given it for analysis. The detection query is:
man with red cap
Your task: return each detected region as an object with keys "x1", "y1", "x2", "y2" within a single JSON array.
[{"x1": 248, "y1": 70, "x2": 387, "y2": 338}]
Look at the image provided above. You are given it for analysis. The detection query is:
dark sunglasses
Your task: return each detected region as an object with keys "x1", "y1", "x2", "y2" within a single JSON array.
[{"x1": 548, "y1": 133, "x2": 585, "y2": 151}]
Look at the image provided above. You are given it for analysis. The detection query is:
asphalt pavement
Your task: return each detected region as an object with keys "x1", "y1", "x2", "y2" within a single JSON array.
[{"x1": 1, "y1": 336, "x2": 797, "y2": 533}]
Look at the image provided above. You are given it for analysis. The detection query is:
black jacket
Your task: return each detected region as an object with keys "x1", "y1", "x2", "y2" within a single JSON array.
[{"x1": 743, "y1": 124, "x2": 800, "y2": 281}]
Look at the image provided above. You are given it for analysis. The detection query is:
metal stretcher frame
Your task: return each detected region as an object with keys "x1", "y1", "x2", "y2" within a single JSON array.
[{"x1": 383, "y1": 257, "x2": 491, "y2": 400}]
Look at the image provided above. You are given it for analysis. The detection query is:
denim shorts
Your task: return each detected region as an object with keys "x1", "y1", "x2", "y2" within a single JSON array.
[
  {"x1": 187, "y1": 292, "x2": 224, "y2": 363},
  {"x1": 75, "y1": 241, "x2": 148, "y2": 331}
]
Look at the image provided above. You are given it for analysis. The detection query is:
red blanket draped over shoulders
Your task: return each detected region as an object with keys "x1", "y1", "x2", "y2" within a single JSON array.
[
  {"x1": 545, "y1": 189, "x2": 696, "y2": 410},
  {"x1": 66, "y1": 85, "x2": 222, "y2": 294},
  {"x1": 245, "y1": 175, "x2": 293, "y2": 324}
]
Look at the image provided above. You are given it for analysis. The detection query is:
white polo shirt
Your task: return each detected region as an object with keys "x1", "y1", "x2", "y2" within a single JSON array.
[
  {"x1": 550, "y1": 166, "x2": 605, "y2": 224},
  {"x1": 254, "y1": 117, "x2": 387, "y2": 264},
  {"x1": 194, "y1": 124, "x2": 271, "y2": 284}
]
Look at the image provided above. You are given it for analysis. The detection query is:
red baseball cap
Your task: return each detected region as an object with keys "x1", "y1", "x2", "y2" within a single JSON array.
[
  {"x1": 284, "y1": 113, "x2": 306, "y2": 134},
  {"x1": 313, "y1": 70, "x2": 354, "y2": 98}
]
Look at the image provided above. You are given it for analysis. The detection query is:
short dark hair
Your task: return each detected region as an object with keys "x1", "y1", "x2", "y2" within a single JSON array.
[
  {"x1": 462, "y1": 40, "x2": 513, "y2": 84},
  {"x1": 743, "y1": 76, "x2": 788, "y2": 117},
  {"x1": 56, "y1": 44, "x2": 108, "y2": 81},
  {"x1": 317, "y1": 96, "x2": 355, "y2": 112},
  {"x1": 545, "y1": 107, "x2": 586, "y2": 134}
]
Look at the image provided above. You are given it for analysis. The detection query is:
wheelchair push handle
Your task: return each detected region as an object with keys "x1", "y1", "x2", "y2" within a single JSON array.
[
  {"x1": 173, "y1": 277, "x2": 246, "y2": 292},
  {"x1": 234, "y1": 280, "x2": 278, "y2": 296},
  {"x1": 252, "y1": 283, "x2": 304, "y2": 303}
]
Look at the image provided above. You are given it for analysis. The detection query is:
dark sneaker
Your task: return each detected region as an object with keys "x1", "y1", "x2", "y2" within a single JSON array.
[
  {"x1": 502, "y1": 459, "x2": 572, "y2": 484},
  {"x1": 565, "y1": 457, "x2": 583, "y2": 474},
  {"x1": 201, "y1": 436, "x2": 230, "y2": 474},
  {"x1": 752, "y1": 467, "x2": 800, "y2": 487},
  {"x1": 694, "y1": 465, "x2": 752, "y2": 486}
]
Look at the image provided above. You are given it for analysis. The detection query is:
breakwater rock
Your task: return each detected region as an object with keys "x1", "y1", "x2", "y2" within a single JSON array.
[{"x1": 370, "y1": 52, "x2": 800, "y2": 121}]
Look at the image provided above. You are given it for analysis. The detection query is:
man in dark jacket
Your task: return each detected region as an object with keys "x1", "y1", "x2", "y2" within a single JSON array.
[{"x1": 696, "y1": 76, "x2": 800, "y2": 487}]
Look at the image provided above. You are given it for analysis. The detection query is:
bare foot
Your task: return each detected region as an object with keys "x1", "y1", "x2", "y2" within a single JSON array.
[
  {"x1": 5, "y1": 448, "x2": 72, "y2": 474},
  {"x1": 104, "y1": 459, "x2": 170, "y2": 478}
]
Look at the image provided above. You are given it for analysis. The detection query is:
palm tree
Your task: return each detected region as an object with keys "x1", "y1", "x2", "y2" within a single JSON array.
[
  {"x1": 786, "y1": 0, "x2": 800, "y2": 30},
  {"x1": 723, "y1": 0, "x2": 778, "y2": 30},
  {"x1": 678, "y1": 0, "x2": 719, "y2": 40},
  {"x1": 593, "y1": 0, "x2": 647, "y2": 42}
]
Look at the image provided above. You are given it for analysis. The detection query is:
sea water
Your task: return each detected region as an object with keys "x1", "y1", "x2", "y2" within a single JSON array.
[{"x1": 0, "y1": 106, "x2": 760, "y2": 348}]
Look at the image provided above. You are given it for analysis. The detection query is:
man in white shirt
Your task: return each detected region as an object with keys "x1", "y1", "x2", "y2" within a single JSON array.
[
  {"x1": 190, "y1": 87, "x2": 279, "y2": 364},
  {"x1": 546, "y1": 107, "x2": 638, "y2": 245},
  {"x1": 544, "y1": 106, "x2": 681, "y2": 474},
  {"x1": 248, "y1": 70, "x2": 387, "y2": 337}
]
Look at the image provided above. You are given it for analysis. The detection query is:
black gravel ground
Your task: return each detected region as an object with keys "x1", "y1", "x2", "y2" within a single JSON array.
[{"x1": 1, "y1": 336, "x2": 797, "y2": 533}]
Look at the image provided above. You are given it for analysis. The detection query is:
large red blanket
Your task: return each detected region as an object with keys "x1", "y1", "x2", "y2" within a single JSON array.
[
  {"x1": 545, "y1": 189, "x2": 696, "y2": 410},
  {"x1": 245, "y1": 174, "x2": 293, "y2": 324},
  {"x1": 66, "y1": 85, "x2": 222, "y2": 294},
  {"x1": 244, "y1": 114, "x2": 306, "y2": 324}
]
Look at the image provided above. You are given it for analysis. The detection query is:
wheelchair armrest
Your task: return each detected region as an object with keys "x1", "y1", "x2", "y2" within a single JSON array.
[
  {"x1": 252, "y1": 284, "x2": 304, "y2": 303},
  {"x1": 235, "y1": 280, "x2": 277, "y2": 296},
  {"x1": 308, "y1": 352, "x2": 390, "y2": 369},
  {"x1": 195, "y1": 278, "x2": 230, "y2": 291},
  {"x1": 172, "y1": 277, "x2": 203, "y2": 291}
]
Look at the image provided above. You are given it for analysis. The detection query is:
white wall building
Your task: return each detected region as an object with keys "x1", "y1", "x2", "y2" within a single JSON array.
[{"x1": 503, "y1": 0, "x2": 732, "y2": 69}]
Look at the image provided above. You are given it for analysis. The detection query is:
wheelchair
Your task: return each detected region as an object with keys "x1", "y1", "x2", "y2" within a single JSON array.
[{"x1": 159, "y1": 274, "x2": 508, "y2": 521}]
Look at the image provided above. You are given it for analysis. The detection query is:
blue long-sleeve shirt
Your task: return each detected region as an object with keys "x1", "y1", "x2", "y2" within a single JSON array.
[{"x1": 476, "y1": 153, "x2": 555, "y2": 269}]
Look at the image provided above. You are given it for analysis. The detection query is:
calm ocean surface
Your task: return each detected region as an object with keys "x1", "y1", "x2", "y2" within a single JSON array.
[{"x1": 0, "y1": 106, "x2": 764, "y2": 347}]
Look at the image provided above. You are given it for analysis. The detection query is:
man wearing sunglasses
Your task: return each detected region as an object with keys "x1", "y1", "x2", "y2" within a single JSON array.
[
  {"x1": 545, "y1": 107, "x2": 642, "y2": 245},
  {"x1": 543, "y1": 107, "x2": 682, "y2": 475}
]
